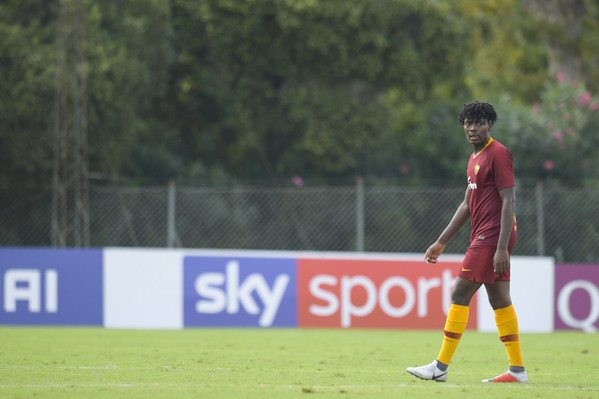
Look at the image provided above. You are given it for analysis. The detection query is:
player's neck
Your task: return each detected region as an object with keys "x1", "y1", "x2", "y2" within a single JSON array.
[{"x1": 473, "y1": 137, "x2": 493, "y2": 157}]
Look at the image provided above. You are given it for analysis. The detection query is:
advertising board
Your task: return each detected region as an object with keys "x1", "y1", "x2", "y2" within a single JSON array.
[
  {"x1": 103, "y1": 248, "x2": 183, "y2": 329},
  {"x1": 0, "y1": 248, "x2": 103, "y2": 325},
  {"x1": 476, "y1": 256, "x2": 554, "y2": 333},
  {"x1": 0, "y1": 248, "x2": 566, "y2": 333},
  {"x1": 555, "y1": 264, "x2": 599, "y2": 333},
  {"x1": 297, "y1": 257, "x2": 474, "y2": 329},
  {"x1": 183, "y1": 255, "x2": 297, "y2": 327}
]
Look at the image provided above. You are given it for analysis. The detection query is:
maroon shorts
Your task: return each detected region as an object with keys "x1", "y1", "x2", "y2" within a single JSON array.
[{"x1": 458, "y1": 245, "x2": 513, "y2": 284}]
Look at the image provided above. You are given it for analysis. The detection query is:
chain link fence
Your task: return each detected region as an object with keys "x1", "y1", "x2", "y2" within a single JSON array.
[{"x1": 2, "y1": 181, "x2": 598, "y2": 263}]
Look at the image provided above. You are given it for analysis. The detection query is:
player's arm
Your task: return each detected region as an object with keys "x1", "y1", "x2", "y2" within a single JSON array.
[
  {"x1": 424, "y1": 187, "x2": 471, "y2": 264},
  {"x1": 493, "y1": 185, "x2": 516, "y2": 276}
]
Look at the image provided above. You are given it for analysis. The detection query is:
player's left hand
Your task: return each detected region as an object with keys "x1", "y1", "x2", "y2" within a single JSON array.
[
  {"x1": 493, "y1": 248, "x2": 510, "y2": 277},
  {"x1": 424, "y1": 242, "x2": 445, "y2": 264}
]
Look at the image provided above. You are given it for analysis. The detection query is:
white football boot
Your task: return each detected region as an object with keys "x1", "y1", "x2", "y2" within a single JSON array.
[{"x1": 406, "y1": 360, "x2": 448, "y2": 382}]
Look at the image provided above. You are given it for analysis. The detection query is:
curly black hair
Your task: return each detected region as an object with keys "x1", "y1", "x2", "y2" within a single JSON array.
[{"x1": 458, "y1": 100, "x2": 498, "y2": 125}]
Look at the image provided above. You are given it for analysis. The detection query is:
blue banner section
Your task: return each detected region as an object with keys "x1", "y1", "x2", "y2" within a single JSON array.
[
  {"x1": 183, "y1": 256, "x2": 297, "y2": 327},
  {"x1": 0, "y1": 248, "x2": 103, "y2": 325}
]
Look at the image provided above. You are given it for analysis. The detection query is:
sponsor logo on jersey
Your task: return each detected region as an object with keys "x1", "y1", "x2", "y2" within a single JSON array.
[{"x1": 467, "y1": 176, "x2": 477, "y2": 190}]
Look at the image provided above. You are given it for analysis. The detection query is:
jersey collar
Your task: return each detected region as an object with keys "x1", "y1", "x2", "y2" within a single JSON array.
[{"x1": 472, "y1": 137, "x2": 493, "y2": 159}]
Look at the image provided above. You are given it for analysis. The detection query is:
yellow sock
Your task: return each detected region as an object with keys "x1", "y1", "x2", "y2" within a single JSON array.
[
  {"x1": 495, "y1": 305, "x2": 524, "y2": 367},
  {"x1": 436, "y1": 304, "x2": 469, "y2": 365}
]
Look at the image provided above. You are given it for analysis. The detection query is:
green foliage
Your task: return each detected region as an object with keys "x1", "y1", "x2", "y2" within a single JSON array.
[
  {"x1": 0, "y1": 1, "x2": 57, "y2": 188},
  {"x1": 2, "y1": 0, "x2": 599, "y2": 191},
  {"x1": 163, "y1": 0, "x2": 469, "y2": 183},
  {"x1": 457, "y1": 0, "x2": 549, "y2": 103},
  {"x1": 379, "y1": 94, "x2": 471, "y2": 183},
  {"x1": 85, "y1": 0, "x2": 175, "y2": 183},
  {"x1": 580, "y1": 0, "x2": 599, "y2": 92},
  {"x1": 494, "y1": 73, "x2": 599, "y2": 186}
]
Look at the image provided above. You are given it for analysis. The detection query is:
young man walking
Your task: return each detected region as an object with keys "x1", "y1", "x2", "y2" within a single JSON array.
[{"x1": 406, "y1": 101, "x2": 528, "y2": 384}]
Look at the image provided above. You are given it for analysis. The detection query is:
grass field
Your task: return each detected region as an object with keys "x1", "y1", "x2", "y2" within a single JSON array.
[{"x1": 0, "y1": 328, "x2": 597, "y2": 398}]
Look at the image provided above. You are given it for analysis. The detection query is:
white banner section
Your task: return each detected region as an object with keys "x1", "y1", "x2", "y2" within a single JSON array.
[
  {"x1": 103, "y1": 248, "x2": 185, "y2": 329},
  {"x1": 477, "y1": 256, "x2": 555, "y2": 333}
]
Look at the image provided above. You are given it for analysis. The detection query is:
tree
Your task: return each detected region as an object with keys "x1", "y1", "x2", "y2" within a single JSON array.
[
  {"x1": 2, "y1": 0, "x2": 598, "y2": 191},
  {"x1": 0, "y1": 0, "x2": 57, "y2": 189},
  {"x1": 456, "y1": 0, "x2": 548, "y2": 103},
  {"x1": 164, "y1": 0, "x2": 469, "y2": 183},
  {"x1": 520, "y1": 0, "x2": 599, "y2": 92},
  {"x1": 85, "y1": 0, "x2": 175, "y2": 184}
]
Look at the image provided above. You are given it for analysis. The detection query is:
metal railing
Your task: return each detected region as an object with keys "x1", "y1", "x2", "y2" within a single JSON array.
[{"x1": 2, "y1": 181, "x2": 598, "y2": 262}]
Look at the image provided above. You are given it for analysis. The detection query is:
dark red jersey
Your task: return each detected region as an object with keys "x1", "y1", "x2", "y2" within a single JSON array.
[{"x1": 466, "y1": 138, "x2": 517, "y2": 248}]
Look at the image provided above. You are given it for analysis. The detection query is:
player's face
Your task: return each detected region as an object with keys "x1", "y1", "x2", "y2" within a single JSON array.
[{"x1": 463, "y1": 119, "x2": 492, "y2": 147}]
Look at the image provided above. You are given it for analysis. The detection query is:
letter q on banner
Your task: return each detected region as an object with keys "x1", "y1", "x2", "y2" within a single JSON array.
[{"x1": 555, "y1": 264, "x2": 599, "y2": 333}]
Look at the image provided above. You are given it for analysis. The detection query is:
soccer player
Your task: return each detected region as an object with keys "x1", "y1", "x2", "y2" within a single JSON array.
[{"x1": 406, "y1": 101, "x2": 528, "y2": 383}]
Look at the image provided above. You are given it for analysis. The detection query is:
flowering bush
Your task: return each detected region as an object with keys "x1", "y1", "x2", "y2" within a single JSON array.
[{"x1": 496, "y1": 72, "x2": 599, "y2": 186}]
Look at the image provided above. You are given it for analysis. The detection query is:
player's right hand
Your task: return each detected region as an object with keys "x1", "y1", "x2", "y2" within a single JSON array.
[{"x1": 424, "y1": 242, "x2": 445, "y2": 264}]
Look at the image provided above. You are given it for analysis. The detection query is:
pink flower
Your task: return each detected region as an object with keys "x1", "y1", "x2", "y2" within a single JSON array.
[
  {"x1": 553, "y1": 130, "x2": 563, "y2": 141},
  {"x1": 571, "y1": 80, "x2": 578, "y2": 89},
  {"x1": 547, "y1": 121, "x2": 554, "y2": 130},
  {"x1": 532, "y1": 103, "x2": 541, "y2": 114},
  {"x1": 590, "y1": 102, "x2": 598, "y2": 111},
  {"x1": 567, "y1": 127, "x2": 576, "y2": 136},
  {"x1": 581, "y1": 91, "x2": 591, "y2": 106},
  {"x1": 292, "y1": 175, "x2": 304, "y2": 188},
  {"x1": 543, "y1": 160, "x2": 554, "y2": 171},
  {"x1": 399, "y1": 164, "x2": 410, "y2": 175},
  {"x1": 557, "y1": 71, "x2": 565, "y2": 83},
  {"x1": 582, "y1": 160, "x2": 590, "y2": 170},
  {"x1": 559, "y1": 143, "x2": 566, "y2": 152}
]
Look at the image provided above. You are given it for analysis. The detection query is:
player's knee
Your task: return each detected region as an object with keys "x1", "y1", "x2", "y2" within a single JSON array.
[
  {"x1": 485, "y1": 282, "x2": 512, "y2": 309},
  {"x1": 451, "y1": 291, "x2": 473, "y2": 306},
  {"x1": 488, "y1": 297, "x2": 512, "y2": 310},
  {"x1": 487, "y1": 291, "x2": 511, "y2": 309}
]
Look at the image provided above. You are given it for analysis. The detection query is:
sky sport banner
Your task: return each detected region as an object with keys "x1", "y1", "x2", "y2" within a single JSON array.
[
  {"x1": 183, "y1": 255, "x2": 297, "y2": 327},
  {"x1": 0, "y1": 248, "x2": 103, "y2": 326},
  {"x1": 297, "y1": 257, "x2": 475, "y2": 329},
  {"x1": 180, "y1": 253, "x2": 470, "y2": 329}
]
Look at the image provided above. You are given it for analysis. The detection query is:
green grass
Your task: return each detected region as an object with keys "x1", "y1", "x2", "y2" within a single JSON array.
[{"x1": 0, "y1": 328, "x2": 597, "y2": 398}]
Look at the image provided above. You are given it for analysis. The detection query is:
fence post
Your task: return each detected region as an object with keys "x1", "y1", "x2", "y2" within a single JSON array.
[
  {"x1": 167, "y1": 180, "x2": 177, "y2": 248},
  {"x1": 356, "y1": 176, "x2": 365, "y2": 252},
  {"x1": 536, "y1": 180, "x2": 545, "y2": 256}
]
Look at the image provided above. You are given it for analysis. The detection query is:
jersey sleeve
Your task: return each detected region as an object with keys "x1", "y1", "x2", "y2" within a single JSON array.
[{"x1": 493, "y1": 146, "x2": 515, "y2": 191}]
